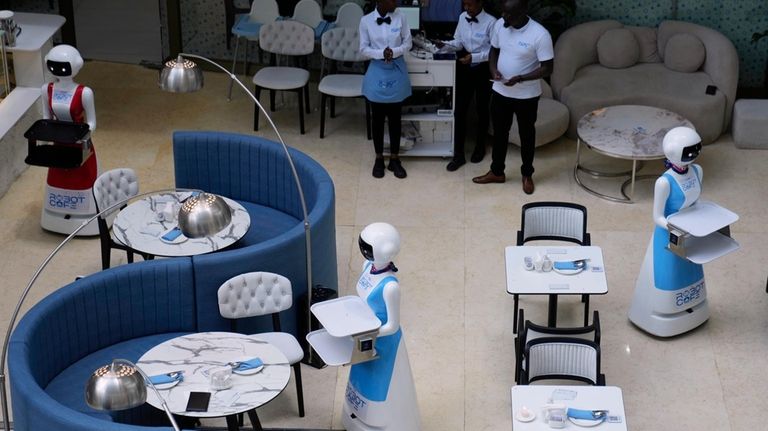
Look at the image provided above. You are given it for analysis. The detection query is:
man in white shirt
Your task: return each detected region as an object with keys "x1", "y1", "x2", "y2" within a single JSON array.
[
  {"x1": 436, "y1": 0, "x2": 496, "y2": 171},
  {"x1": 472, "y1": 0, "x2": 553, "y2": 194}
]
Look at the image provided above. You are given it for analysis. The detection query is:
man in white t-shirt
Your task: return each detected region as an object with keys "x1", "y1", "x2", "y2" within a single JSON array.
[{"x1": 471, "y1": 0, "x2": 553, "y2": 195}]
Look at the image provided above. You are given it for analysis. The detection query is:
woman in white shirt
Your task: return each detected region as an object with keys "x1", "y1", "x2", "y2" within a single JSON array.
[{"x1": 359, "y1": 0, "x2": 412, "y2": 179}]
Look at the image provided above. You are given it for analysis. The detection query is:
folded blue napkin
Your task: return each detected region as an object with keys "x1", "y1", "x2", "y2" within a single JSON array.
[
  {"x1": 149, "y1": 372, "x2": 183, "y2": 385},
  {"x1": 234, "y1": 357, "x2": 263, "y2": 371},
  {"x1": 567, "y1": 408, "x2": 606, "y2": 421},
  {"x1": 554, "y1": 260, "x2": 585, "y2": 270}
]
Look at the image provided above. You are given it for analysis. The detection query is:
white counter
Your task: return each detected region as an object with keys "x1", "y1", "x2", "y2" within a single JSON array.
[{"x1": 0, "y1": 12, "x2": 65, "y2": 198}]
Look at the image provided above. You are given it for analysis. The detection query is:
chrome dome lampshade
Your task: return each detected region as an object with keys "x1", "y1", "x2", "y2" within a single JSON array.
[
  {"x1": 159, "y1": 55, "x2": 203, "y2": 93},
  {"x1": 178, "y1": 192, "x2": 233, "y2": 238},
  {"x1": 85, "y1": 360, "x2": 147, "y2": 411}
]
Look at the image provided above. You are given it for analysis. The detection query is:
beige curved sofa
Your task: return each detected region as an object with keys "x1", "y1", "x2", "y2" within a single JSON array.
[{"x1": 551, "y1": 20, "x2": 739, "y2": 145}]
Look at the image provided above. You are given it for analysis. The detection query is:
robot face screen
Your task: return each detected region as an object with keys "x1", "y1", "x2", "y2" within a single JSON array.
[
  {"x1": 358, "y1": 235, "x2": 375, "y2": 261},
  {"x1": 681, "y1": 142, "x2": 702, "y2": 162},
  {"x1": 47, "y1": 60, "x2": 72, "y2": 77}
]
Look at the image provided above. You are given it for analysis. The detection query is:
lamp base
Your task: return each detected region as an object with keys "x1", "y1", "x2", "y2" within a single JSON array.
[{"x1": 300, "y1": 285, "x2": 339, "y2": 369}]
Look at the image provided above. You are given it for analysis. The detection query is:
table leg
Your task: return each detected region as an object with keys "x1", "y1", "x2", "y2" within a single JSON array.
[
  {"x1": 547, "y1": 294, "x2": 558, "y2": 327},
  {"x1": 247, "y1": 409, "x2": 263, "y2": 431},
  {"x1": 573, "y1": 139, "x2": 636, "y2": 203},
  {"x1": 226, "y1": 414, "x2": 240, "y2": 431},
  {"x1": 629, "y1": 159, "x2": 637, "y2": 200}
]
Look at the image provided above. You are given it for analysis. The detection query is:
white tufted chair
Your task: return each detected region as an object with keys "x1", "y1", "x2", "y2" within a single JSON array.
[
  {"x1": 318, "y1": 27, "x2": 370, "y2": 139},
  {"x1": 92, "y1": 168, "x2": 152, "y2": 269},
  {"x1": 227, "y1": 0, "x2": 280, "y2": 100},
  {"x1": 333, "y1": 2, "x2": 364, "y2": 29},
  {"x1": 218, "y1": 271, "x2": 305, "y2": 417},
  {"x1": 253, "y1": 20, "x2": 315, "y2": 134}
]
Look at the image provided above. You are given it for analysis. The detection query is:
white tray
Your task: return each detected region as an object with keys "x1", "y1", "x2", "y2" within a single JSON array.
[
  {"x1": 667, "y1": 201, "x2": 738, "y2": 237},
  {"x1": 310, "y1": 296, "x2": 380, "y2": 337},
  {"x1": 306, "y1": 329, "x2": 354, "y2": 366}
]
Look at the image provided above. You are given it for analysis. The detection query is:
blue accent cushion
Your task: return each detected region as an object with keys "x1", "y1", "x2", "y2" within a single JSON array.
[
  {"x1": 45, "y1": 332, "x2": 190, "y2": 424},
  {"x1": 314, "y1": 20, "x2": 336, "y2": 39},
  {"x1": 232, "y1": 14, "x2": 262, "y2": 37}
]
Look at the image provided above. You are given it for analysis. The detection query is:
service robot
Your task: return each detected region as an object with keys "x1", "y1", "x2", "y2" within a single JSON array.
[
  {"x1": 629, "y1": 126, "x2": 708, "y2": 336},
  {"x1": 344, "y1": 222, "x2": 421, "y2": 431},
  {"x1": 40, "y1": 44, "x2": 99, "y2": 235}
]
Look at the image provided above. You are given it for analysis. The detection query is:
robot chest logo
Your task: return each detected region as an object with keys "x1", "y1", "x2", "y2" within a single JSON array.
[
  {"x1": 52, "y1": 90, "x2": 73, "y2": 104},
  {"x1": 680, "y1": 177, "x2": 697, "y2": 191},
  {"x1": 359, "y1": 276, "x2": 374, "y2": 291},
  {"x1": 345, "y1": 385, "x2": 367, "y2": 411}
]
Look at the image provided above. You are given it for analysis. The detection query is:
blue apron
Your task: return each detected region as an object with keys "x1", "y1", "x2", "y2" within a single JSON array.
[
  {"x1": 362, "y1": 56, "x2": 412, "y2": 103},
  {"x1": 348, "y1": 266, "x2": 402, "y2": 402},
  {"x1": 652, "y1": 170, "x2": 704, "y2": 290}
]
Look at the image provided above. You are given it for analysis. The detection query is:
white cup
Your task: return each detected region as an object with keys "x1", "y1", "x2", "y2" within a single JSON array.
[
  {"x1": 542, "y1": 404, "x2": 567, "y2": 429},
  {"x1": 162, "y1": 202, "x2": 177, "y2": 221},
  {"x1": 541, "y1": 255, "x2": 553, "y2": 272},
  {"x1": 533, "y1": 253, "x2": 544, "y2": 272},
  {"x1": 209, "y1": 366, "x2": 233, "y2": 390}
]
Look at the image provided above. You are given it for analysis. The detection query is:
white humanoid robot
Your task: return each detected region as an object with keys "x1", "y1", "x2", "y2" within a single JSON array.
[
  {"x1": 343, "y1": 222, "x2": 420, "y2": 431},
  {"x1": 39, "y1": 44, "x2": 99, "y2": 235},
  {"x1": 629, "y1": 127, "x2": 708, "y2": 336}
]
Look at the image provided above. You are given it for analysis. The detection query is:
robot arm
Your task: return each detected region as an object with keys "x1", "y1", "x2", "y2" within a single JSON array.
[
  {"x1": 80, "y1": 86, "x2": 97, "y2": 132},
  {"x1": 653, "y1": 176, "x2": 671, "y2": 229},
  {"x1": 40, "y1": 83, "x2": 52, "y2": 120},
  {"x1": 378, "y1": 281, "x2": 401, "y2": 337}
]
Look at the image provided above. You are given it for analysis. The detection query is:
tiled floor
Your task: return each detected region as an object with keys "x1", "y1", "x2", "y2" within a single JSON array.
[{"x1": 1, "y1": 61, "x2": 767, "y2": 431}]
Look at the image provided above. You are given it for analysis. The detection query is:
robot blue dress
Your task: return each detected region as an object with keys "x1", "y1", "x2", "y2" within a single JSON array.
[
  {"x1": 652, "y1": 167, "x2": 704, "y2": 294},
  {"x1": 629, "y1": 126, "x2": 709, "y2": 337},
  {"x1": 344, "y1": 260, "x2": 420, "y2": 431}
]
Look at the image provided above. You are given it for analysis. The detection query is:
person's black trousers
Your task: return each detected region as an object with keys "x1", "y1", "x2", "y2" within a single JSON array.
[
  {"x1": 454, "y1": 61, "x2": 491, "y2": 160},
  {"x1": 369, "y1": 100, "x2": 402, "y2": 155},
  {"x1": 490, "y1": 92, "x2": 539, "y2": 176}
]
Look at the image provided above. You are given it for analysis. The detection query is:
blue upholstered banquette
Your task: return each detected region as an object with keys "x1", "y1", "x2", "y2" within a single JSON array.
[{"x1": 8, "y1": 131, "x2": 337, "y2": 430}]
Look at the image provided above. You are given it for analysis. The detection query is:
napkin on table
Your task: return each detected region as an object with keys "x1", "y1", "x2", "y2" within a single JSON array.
[
  {"x1": 566, "y1": 408, "x2": 606, "y2": 421},
  {"x1": 233, "y1": 357, "x2": 263, "y2": 371},
  {"x1": 554, "y1": 260, "x2": 585, "y2": 270},
  {"x1": 149, "y1": 372, "x2": 183, "y2": 385}
]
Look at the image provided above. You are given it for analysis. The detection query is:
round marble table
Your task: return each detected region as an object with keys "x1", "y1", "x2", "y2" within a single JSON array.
[
  {"x1": 575, "y1": 105, "x2": 694, "y2": 203},
  {"x1": 112, "y1": 191, "x2": 250, "y2": 257},
  {"x1": 137, "y1": 332, "x2": 291, "y2": 430}
]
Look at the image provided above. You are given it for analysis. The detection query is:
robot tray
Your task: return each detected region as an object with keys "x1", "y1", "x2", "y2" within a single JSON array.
[{"x1": 24, "y1": 119, "x2": 91, "y2": 168}]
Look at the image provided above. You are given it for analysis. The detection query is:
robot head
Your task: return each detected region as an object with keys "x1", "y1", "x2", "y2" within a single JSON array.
[
  {"x1": 662, "y1": 126, "x2": 701, "y2": 167},
  {"x1": 358, "y1": 222, "x2": 400, "y2": 268},
  {"x1": 45, "y1": 45, "x2": 84, "y2": 78}
]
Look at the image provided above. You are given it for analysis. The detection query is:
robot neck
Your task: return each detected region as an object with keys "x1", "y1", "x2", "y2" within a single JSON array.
[
  {"x1": 664, "y1": 159, "x2": 689, "y2": 174},
  {"x1": 371, "y1": 262, "x2": 398, "y2": 274}
]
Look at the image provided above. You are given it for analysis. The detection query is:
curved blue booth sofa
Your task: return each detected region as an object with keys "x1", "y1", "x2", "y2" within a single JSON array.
[{"x1": 8, "y1": 131, "x2": 337, "y2": 430}]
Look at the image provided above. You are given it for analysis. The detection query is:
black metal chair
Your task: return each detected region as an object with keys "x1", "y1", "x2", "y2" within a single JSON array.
[
  {"x1": 514, "y1": 308, "x2": 600, "y2": 384},
  {"x1": 514, "y1": 201, "x2": 591, "y2": 332}
]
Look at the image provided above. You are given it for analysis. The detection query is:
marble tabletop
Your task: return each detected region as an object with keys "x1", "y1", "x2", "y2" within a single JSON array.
[
  {"x1": 112, "y1": 191, "x2": 250, "y2": 257},
  {"x1": 137, "y1": 332, "x2": 291, "y2": 418},
  {"x1": 577, "y1": 105, "x2": 694, "y2": 160}
]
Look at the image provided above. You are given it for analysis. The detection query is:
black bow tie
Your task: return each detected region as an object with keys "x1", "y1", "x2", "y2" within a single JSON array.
[
  {"x1": 466, "y1": 16, "x2": 478, "y2": 24},
  {"x1": 376, "y1": 16, "x2": 391, "y2": 25}
]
